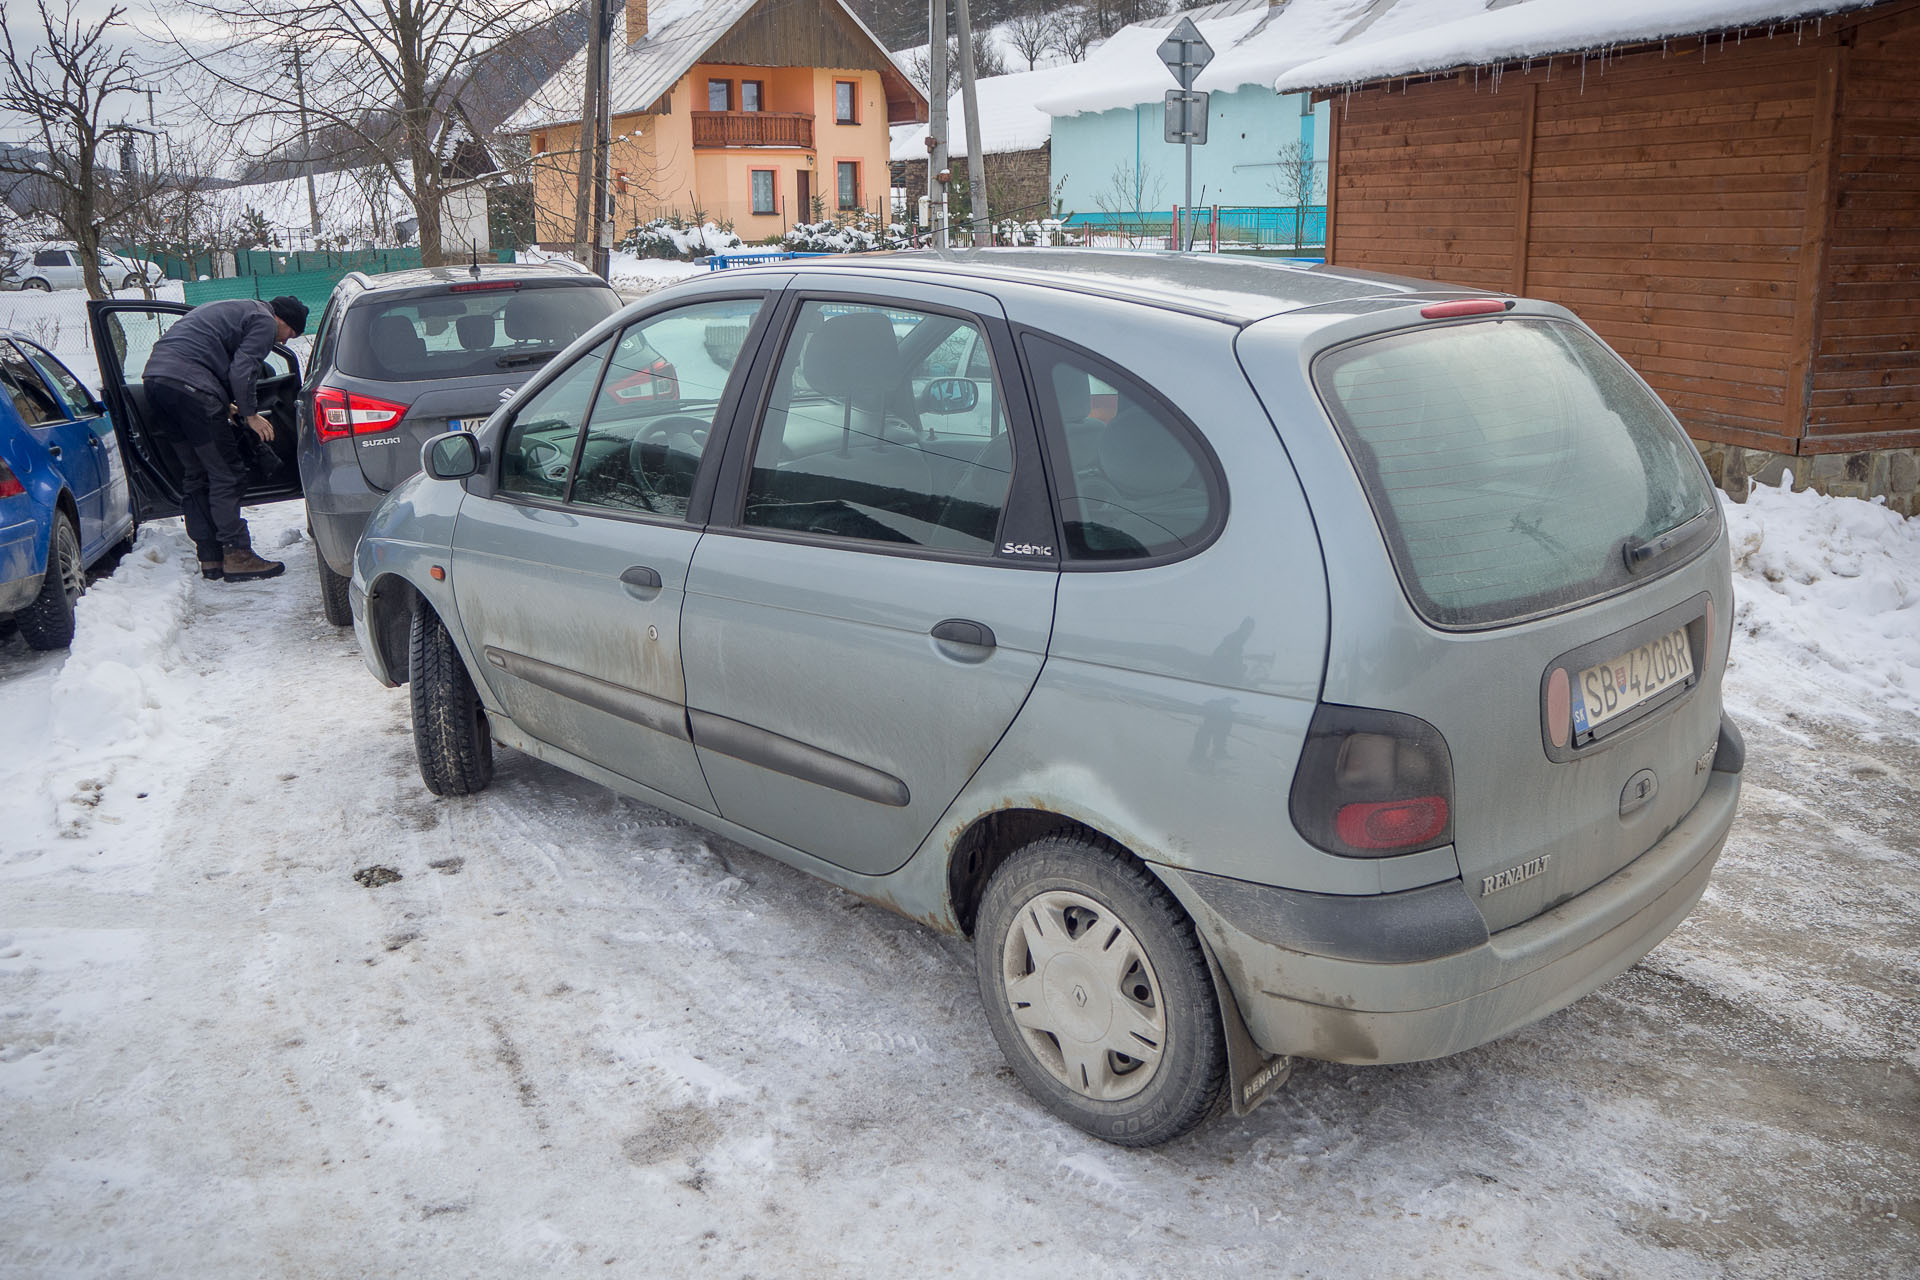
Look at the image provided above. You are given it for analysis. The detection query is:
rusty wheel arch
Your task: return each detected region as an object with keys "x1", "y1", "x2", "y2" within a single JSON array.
[{"x1": 948, "y1": 809, "x2": 1149, "y2": 937}]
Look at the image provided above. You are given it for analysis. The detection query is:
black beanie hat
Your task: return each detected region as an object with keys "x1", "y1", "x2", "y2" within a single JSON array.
[{"x1": 269, "y1": 295, "x2": 309, "y2": 335}]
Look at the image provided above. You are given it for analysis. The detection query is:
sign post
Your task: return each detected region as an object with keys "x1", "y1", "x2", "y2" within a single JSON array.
[{"x1": 1157, "y1": 17, "x2": 1213, "y2": 251}]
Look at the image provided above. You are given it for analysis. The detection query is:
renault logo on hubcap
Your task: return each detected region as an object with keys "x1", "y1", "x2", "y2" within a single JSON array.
[{"x1": 1073, "y1": 986, "x2": 1088, "y2": 1007}]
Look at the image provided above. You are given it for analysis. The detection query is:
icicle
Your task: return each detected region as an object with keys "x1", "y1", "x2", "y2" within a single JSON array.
[
  {"x1": 1546, "y1": 55, "x2": 1552, "y2": 83},
  {"x1": 1580, "y1": 53, "x2": 1587, "y2": 93}
]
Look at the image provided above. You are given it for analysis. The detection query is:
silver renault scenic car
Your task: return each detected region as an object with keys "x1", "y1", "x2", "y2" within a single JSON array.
[{"x1": 350, "y1": 251, "x2": 1743, "y2": 1146}]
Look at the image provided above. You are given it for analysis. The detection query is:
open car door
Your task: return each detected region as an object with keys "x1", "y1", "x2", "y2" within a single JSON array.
[{"x1": 85, "y1": 299, "x2": 304, "y2": 521}]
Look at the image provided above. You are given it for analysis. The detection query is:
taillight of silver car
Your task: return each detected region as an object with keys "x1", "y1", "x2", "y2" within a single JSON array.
[{"x1": 1289, "y1": 704, "x2": 1456, "y2": 857}]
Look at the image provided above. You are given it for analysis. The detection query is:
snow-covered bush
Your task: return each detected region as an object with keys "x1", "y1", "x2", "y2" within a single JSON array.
[
  {"x1": 783, "y1": 212, "x2": 912, "y2": 254},
  {"x1": 993, "y1": 218, "x2": 1077, "y2": 248},
  {"x1": 622, "y1": 215, "x2": 742, "y2": 260}
]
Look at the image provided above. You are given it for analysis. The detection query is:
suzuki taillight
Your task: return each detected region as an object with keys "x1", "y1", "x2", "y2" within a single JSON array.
[
  {"x1": 314, "y1": 387, "x2": 408, "y2": 442},
  {"x1": 0, "y1": 459, "x2": 23, "y2": 498},
  {"x1": 1289, "y1": 704, "x2": 1455, "y2": 858}
]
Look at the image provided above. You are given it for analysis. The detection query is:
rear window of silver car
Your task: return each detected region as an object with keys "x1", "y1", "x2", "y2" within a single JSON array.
[
  {"x1": 1314, "y1": 318, "x2": 1716, "y2": 628},
  {"x1": 337, "y1": 282, "x2": 618, "y2": 382}
]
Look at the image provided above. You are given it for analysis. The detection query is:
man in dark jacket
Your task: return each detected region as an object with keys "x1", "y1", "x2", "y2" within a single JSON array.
[{"x1": 143, "y1": 295, "x2": 308, "y2": 581}]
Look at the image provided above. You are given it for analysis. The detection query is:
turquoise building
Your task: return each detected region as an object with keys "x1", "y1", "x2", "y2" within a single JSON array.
[
  {"x1": 1049, "y1": 84, "x2": 1328, "y2": 224},
  {"x1": 1035, "y1": 4, "x2": 1331, "y2": 244}
]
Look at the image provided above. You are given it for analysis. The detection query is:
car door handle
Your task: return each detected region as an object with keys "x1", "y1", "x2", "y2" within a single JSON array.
[
  {"x1": 620, "y1": 565, "x2": 663, "y2": 594},
  {"x1": 47, "y1": 444, "x2": 61, "y2": 459},
  {"x1": 930, "y1": 618, "x2": 995, "y2": 649}
]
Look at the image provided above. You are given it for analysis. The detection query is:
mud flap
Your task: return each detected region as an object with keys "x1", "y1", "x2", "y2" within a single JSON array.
[{"x1": 1198, "y1": 934, "x2": 1292, "y2": 1116}]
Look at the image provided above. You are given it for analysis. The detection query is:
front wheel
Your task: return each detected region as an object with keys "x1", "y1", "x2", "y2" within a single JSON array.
[
  {"x1": 18, "y1": 513, "x2": 84, "y2": 650},
  {"x1": 408, "y1": 603, "x2": 493, "y2": 796},
  {"x1": 22, "y1": 277, "x2": 51, "y2": 292},
  {"x1": 974, "y1": 835, "x2": 1227, "y2": 1146}
]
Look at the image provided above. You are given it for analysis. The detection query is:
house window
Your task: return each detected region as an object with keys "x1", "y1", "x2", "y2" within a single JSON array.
[
  {"x1": 532, "y1": 132, "x2": 547, "y2": 154},
  {"x1": 835, "y1": 80, "x2": 857, "y2": 124},
  {"x1": 836, "y1": 160, "x2": 859, "y2": 211},
  {"x1": 751, "y1": 169, "x2": 777, "y2": 216},
  {"x1": 741, "y1": 80, "x2": 763, "y2": 112},
  {"x1": 707, "y1": 79, "x2": 731, "y2": 112}
]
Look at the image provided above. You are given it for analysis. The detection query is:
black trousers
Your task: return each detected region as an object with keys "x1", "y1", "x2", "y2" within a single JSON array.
[{"x1": 146, "y1": 379, "x2": 251, "y2": 558}]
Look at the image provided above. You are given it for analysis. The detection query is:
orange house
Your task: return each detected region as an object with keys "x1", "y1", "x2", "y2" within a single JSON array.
[{"x1": 513, "y1": 0, "x2": 927, "y2": 242}]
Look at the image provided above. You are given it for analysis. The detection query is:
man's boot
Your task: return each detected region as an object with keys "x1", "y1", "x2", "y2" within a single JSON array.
[
  {"x1": 221, "y1": 542, "x2": 285, "y2": 582},
  {"x1": 197, "y1": 545, "x2": 225, "y2": 580}
]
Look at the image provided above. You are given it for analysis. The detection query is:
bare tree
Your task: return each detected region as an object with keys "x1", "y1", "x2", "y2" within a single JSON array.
[
  {"x1": 908, "y1": 30, "x2": 1007, "y2": 92},
  {"x1": 0, "y1": 2, "x2": 165, "y2": 298},
  {"x1": 1090, "y1": 160, "x2": 1165, "y2": 249},
  {"x1": 1004, "y1": 7, "x2": 1058, "y2": 70},
  {"x1": 168, "y1": 0, "x2": 570, "y2": 266}
]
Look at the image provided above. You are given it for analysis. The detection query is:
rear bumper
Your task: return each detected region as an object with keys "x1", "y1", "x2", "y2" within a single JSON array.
[
  {"x1": 1169, "y1": 760, "x2": 1742, "y2": 1065},
  {"x1": 309, "y1": 500, "x2": 379, "y2": 577}
]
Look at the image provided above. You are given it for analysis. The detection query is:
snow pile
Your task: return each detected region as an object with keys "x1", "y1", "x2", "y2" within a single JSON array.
[
  {"x1": 41, "y1": 522, "x2": 202, "y2": 838},
  {"x1": 1723, "y1": 479, "x2": 1920, "y2": 726},
  {"x1": 513, "y1": 244, "x2": 705, "y2": 292},
  {"x1": 1275, "y1": 0, "x2": 1867, "y2": 92}
]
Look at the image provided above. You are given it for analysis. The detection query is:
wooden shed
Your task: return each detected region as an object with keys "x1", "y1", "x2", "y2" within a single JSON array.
[{"x1": 1281, "y1": 1, "x2": 1920, "y2": 509}]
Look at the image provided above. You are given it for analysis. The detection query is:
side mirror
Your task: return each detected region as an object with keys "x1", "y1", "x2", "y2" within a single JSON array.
[
  {"x1": 422, "y1": 430, "x2": 480, "y2": 481},
  {"x1": 919, "y1": 377, "x2": 979, "y2": 415}
]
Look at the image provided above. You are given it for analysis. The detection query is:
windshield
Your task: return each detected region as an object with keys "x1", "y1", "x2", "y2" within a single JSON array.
[
  {"x1": 1314, "y1": 318, "x2": 1717, "y2": 628},
  {"x1": 337, "y1": 281, "x2": 617, "y2": 382}
]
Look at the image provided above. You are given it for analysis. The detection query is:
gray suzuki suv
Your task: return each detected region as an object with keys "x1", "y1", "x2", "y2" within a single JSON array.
[
  {"x1": 349, "y1": 251, "x2": 1744, "y2": 1146},
  {"x1": 298, "y1": 261, "x2": 619, "y2": 623}
]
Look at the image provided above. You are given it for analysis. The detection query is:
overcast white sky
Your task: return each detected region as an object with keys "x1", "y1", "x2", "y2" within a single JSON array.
[{"x1": 1, "y1": 0, "x2": 238, "y2": 150}]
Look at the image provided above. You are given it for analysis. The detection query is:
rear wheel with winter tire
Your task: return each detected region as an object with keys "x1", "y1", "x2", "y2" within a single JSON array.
[
  {"x1": 408, "y1": 602, "x2": 493, "y2": 795},
  {"x1": 317, "y1": 549, "x2": 352, "y2": 626},
  {"x1": 974, "y1": 835, "x2": 1227, "y2": 1146},
  {"x1": 18, "y1": 513, "x2": 84, "y2": 650}
]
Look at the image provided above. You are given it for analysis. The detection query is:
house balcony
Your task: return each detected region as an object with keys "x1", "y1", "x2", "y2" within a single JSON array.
[{"x1": 691, "y1": 111, "x2": 815, "y2": 150}]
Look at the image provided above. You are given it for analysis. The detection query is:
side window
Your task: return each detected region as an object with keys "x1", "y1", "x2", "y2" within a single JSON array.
[
  {"x1": 742, "y1": 300, "x2": 1011, "y2": 554},
  {"x1": 20, "y1": 343, "x2": 96, "y2": 416},
  {"x1": 0, "y1": 343, "x2": 65, "y2": 425},
  {"x1": 34, "y1": 250, "x2": 65, "y2": 267},
  {"x1": 498, "y1": 336, "x2": 613, "y2": 501},
  {"x1": 307, "y1": 296, "x2": 342, "y2": 379},
  {"x1": 1025, "y1": 337, "x2": 1221, "y2": 562},
  {"x1": 569, "y1": 298, "x2": 763, "y2": 519}
]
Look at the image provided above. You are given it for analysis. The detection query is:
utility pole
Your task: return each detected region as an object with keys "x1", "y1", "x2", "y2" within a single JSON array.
[
  {"x1": 928, "y1": 0, "x2": 950, "y2": 248},
  {"x1": 291, "y1": 49, "x2": 321, "y2": 247},
  {"x1": 589, "y1": 0, "x2": 614, "y2": 280},
  {"x1": 953, "y1": 0, "x2": 987, "y2": 245},
  {"x1": 572, "y1": 0, "x2": 603, "y2": 264}
]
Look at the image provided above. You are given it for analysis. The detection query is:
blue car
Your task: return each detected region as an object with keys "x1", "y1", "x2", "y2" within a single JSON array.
[{"x1": 0, "y1": 331, "x2": 137, "y2": 648}]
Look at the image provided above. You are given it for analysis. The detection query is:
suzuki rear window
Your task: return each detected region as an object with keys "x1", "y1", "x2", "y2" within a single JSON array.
[
  {"x1": 1314, "y1": 318, "x2": 1716, "y2": 628},
  {"x1": 337, "y1": 282, "x2": 617, "y2": 382}
]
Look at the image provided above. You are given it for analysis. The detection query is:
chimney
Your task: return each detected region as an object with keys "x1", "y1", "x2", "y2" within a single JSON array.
[{"x1": 626, "y1": 0, "x2": 647, "y2": 45}]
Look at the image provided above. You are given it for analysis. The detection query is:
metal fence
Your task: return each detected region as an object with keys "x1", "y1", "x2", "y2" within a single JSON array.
[{"x1": 1060, "y1": 205, "x2": 1327, "y2": 253}]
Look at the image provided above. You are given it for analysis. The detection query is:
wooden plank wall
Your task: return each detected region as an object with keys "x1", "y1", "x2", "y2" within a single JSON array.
[
  {"x1": 1808, "y1": 7, "x2": 1920, "y2": 453},
  {"x1": 1327, "y1": 32, "x2": 1840, "y2": 453}
]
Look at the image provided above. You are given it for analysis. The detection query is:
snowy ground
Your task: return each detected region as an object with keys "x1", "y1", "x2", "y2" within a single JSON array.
[{"x1": 0, "y1": 483, "x2": 1915, "y2": 1278}]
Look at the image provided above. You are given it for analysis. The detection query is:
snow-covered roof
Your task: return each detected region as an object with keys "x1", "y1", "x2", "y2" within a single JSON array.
[
  {"x1": 508, "y1": 0, "x2": 919, "y2": 132},
  {"x1": 1273, "y1": 0, "x2": 1878, "y2": 92},
  {"x1": 889, "y1": 63, "x2": 1072, "y2": 162},
  {"x1": 1034, "y1": 8, "x2": 1273, "y2": 117}
]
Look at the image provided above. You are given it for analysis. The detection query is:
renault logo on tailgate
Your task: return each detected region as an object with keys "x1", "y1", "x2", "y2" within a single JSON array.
[{"x1": 1482, "y1": 854, "x2": 1551, "y2": 897}]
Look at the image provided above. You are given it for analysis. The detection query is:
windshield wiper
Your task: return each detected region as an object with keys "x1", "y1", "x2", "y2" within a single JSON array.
[
  {"x1": 1624, "y1": 511, "x2": 1711, "y2": 574},
  {"x1": 496, "y1": 349, "x2": 560, "y2": 369}
]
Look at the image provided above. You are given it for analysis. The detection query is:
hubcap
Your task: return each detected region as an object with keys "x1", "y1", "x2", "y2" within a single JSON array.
[{"x1": 1000, "y1": 889, "x2": 1167, "y2": 1102}]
